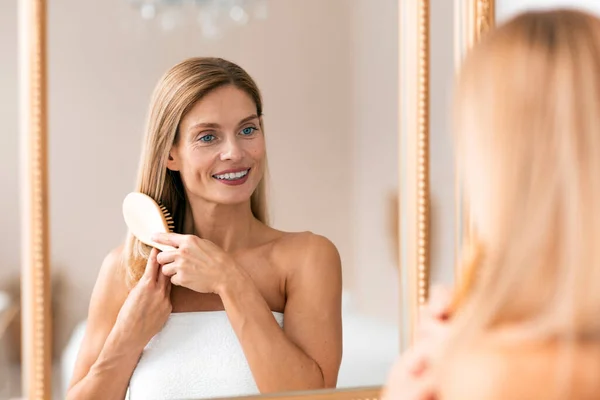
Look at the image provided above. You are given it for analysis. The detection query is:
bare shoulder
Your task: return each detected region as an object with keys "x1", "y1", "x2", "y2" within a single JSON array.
[
  {"x1": 268, "y1": 232, "x2": 343, "y2": 386},
  {"x1": 96, "y1": 245, "x2": 129, "y2": 294},
  {"x1": 439, "y1": 336, "x2": 600, "y2": 400},
  {"x1": 87, "y1": 245, "x2": 130, "y2": 319},
  {"x1": 272, "y1": 231, "x2": 342, "y2": 276},
  {"x1": 100, "y1": 245, "x2": 125, "y2": 275},
  {"x1": 271, "y1": 230, "x2": 339, "y2": 253},
  {"x1": 68, "y1": 245, "x2": 130, "y2": 389},
  {"x1": 80, "y1": 244, "x2": 129, "y2": 341}
]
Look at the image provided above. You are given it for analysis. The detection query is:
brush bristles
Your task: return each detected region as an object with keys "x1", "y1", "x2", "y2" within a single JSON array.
[{"x1": 159, "y1": 204, "x2": 175, "y2": 232}]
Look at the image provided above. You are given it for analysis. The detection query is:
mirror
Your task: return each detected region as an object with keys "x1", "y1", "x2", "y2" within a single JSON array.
[
  {"x1": 429, "y1": 0, "x2": 459, "y2": 287},
  {"x1": 0, "y1": 1, "x2": 22, "y2": 397},
  {"x1": 14, "y1": 0, "x2": 418, "y2": 399}
]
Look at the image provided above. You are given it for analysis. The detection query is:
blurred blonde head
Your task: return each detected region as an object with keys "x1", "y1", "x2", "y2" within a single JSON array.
[
  {"x1": 123, "y1": 57, "x2": 269, "y2": 287},
  {"x1": 452, "y1": 8, "x2": 600, "y2": 345}
]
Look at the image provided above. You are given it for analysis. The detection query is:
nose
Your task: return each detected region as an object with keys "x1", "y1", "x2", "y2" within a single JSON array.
[{"x1": 220, "y1": 137, "x2": 243, "y2": 162}]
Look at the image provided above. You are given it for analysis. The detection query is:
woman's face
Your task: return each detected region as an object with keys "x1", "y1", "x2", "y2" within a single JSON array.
[{"x1": 167, "y1": 85, "x2": 265, "y2": 206}]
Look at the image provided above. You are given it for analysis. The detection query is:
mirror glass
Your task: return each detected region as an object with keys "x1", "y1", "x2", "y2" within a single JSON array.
[
  {"x1": 429, "y1": 0, "x2": 458, "y2": 287},
  {"x1": 0, "y1": 1, "x2": 22, "y2": 397},
  {"x1": 6, "y1": 0, "x2": 403, "y2": 398}
]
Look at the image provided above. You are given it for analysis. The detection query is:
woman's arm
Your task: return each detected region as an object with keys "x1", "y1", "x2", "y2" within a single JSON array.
[
  {"x1": 152, "y1": 231, "x2": 343, "y2": 393},
  {"x1": 66, "y1": 247, "x2": 137, "y2": 400},
  {"x1": 67, "y1": 247, "x2": 171, "y2": 400},
  {"x1": 219, "y1": 233, "x2": 343, "y2": 393}
]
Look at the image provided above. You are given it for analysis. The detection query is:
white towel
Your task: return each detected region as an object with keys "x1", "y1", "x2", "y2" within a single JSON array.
[{"x1": 128, "y1": 310, "x2": 284, "y2": 400}]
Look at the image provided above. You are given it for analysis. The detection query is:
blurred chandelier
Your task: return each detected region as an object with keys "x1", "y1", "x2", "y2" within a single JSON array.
[{"x1": 127, "y1": 0, "x2": 268, "y2": 37}]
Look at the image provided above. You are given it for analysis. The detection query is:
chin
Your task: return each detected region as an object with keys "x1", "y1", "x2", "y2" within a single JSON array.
[
  {"x1": 188, "y1": 175, "x2": 260, "y2": 205},
  {"x1": 210, "y1": 197, "x2": 252, "y2": 207},
  {"x1": 213, "y1": 188, "x2": 256, "y2": 205}
]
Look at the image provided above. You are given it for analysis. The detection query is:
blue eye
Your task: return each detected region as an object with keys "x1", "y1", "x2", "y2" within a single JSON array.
[
  {"x1": 241, "y1": 127, "x2": 256, "y2": 136},
  {"x1": 199, "y1": 134, "x2": 215, "y2": 143}
]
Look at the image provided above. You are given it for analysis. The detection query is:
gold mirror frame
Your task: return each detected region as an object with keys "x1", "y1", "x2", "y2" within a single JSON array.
[
  {"x1": 401, "y1": 0, "x2": 430, "y2": 342},
  {"x1": 20, "y1": 0, "x2": 52, "y2": 399},
  {"x1": 17, "y1": 0, "x2": 440, "y2": 399}
]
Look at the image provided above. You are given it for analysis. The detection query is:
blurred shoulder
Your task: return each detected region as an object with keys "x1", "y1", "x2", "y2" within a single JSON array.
[{"x1": 439, "y1": 335, "x2": 600, "y2": 400}]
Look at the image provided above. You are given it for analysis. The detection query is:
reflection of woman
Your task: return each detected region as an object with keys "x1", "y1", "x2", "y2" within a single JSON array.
[
  {"x1": 66, "y1": 57, "x2": 343, "y2": 400},
  {"x1": 384, "y1": 9, "x2": 600, "y2": 400}
]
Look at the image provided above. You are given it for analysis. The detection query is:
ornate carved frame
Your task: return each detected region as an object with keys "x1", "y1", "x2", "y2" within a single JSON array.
[{"x1": 17, "y1": 0, "x2": 494, "y2": 399}]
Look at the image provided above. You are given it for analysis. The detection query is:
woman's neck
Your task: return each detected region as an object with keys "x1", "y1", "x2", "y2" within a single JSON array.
[{"x1": 187, "y1": 198, "x2": 259, "y2": 252}]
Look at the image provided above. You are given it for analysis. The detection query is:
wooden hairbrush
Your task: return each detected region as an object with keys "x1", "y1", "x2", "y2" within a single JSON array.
[{"x1": 122, "y1": 192, "x2": 176, "y2": 252}]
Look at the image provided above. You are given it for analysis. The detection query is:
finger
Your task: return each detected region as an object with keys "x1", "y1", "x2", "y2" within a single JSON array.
[
  {"x1": 156, "y1": 250, "x2": 177, "y2": 265},
  {"x1": 143, "y1": 248, "x2": 161, "y2": 282},
  {"x1": 161, "y1": 263, "x2": 177, "y2": 277},
  {"x1": 158, "y1": 270, "x2": 172, "y2": 299},
  {"x1": 157, "y1": 266, "x2": 167, "y2": 287},
  {"x1": 404, "y1": 345, "x2": 430, "y2": 376},
  {"x1": 384, "y1": 374, "x2": 435, "y2": 400},
  {"x1": 416, "y1": 319, "x2": 431, "y2": 342},
  {"x1": 406, "y1": 373, "x2": 436, "y2": 400},
  {"x1": 170, "y1": 274, "x2": 181, "y2": 287},
  {"x1": 165, "y1": 278, "x2": 172, "y2": 297},
  {"x1": 151, "y1": 232, "x2": 186, "y2": 248},
  {"x1": 382, "y1": 350, "x2": 433, "y2": 400},
  {"x1": 416, "y1": 324, "x2": 447, "y2": 352},
  {"x1": 428, "y1": 284, "x2": 452, "y2": 319}
]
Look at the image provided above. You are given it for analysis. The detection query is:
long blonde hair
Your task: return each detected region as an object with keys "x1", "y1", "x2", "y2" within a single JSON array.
[
  {"x1": 450, "y1": 6, "x2": 600, "y2": 355},
  {"x1": 123, "y1": 57, "x2": 269, "y2": 286}
]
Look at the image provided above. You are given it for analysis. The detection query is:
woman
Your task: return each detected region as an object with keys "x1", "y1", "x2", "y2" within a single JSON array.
[
  {"x1": 384, "y1": 9, "x2": 600, "y2": 400},
  {"x1": 66, "y1": 57, "x2": 343, "y2": 400}
]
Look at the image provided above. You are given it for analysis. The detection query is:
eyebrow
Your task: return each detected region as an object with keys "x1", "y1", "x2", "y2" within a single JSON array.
[{"x1": 188, "y1": 114, "x2": 259, "y2": 131}]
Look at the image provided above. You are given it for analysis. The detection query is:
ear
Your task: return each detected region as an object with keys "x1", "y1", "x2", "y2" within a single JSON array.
[{"x1": 166, "y1": 148, "x2": 181, "y2": 172}]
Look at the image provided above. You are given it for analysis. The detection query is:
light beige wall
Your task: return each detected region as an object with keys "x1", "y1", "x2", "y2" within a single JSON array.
[
  {"x1": 0, "y1": 2, "x2": 19, "y2": 291},
  {"x1": 349, "y1": 0, "x2": 400, "y2": 324},
  {"x1": 1, "y1": 0, "x2": 405, "y2": 359},
  {"x1": 1, "y1": 0, "x2": 358, "y2": 354},
  {"x1": 430, "y1": 0, "x2": 457, "y2": 285}
]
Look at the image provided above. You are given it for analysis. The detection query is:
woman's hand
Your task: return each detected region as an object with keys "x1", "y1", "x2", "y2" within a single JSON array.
[
  {"x1": 114, "y1": 248, "x2": 172, "y2": 351},
  {"x1": 381, "y1": 341, "x2": 436, "y2": 400},
  {"x1": 381, "y1": 285, "x2": 452, "y2": 400},
  {"x1": 416, "y1": 285, "x2": 452, "y2": 344},
  {"x1": 152, "y1": 232, "x2": 237, "y2": 294}
]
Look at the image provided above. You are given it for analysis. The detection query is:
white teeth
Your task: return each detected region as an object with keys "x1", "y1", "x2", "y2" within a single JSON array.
[{"x1": 214, "y1": 169, "x2": 249, "y2": 180}]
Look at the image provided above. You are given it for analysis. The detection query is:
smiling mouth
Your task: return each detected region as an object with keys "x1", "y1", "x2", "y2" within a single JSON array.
[{"x1": 212, "y1": 169, "x2": 250, "y2": 181}]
